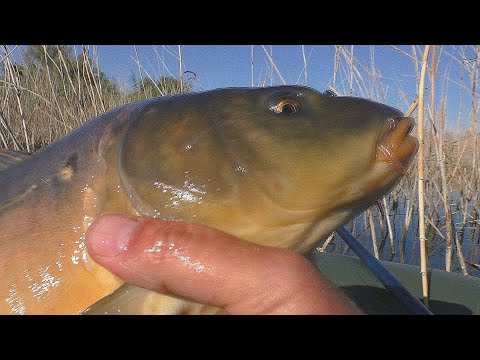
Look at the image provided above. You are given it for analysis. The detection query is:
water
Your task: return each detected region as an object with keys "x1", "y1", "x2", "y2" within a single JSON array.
[{"x1": 317, "y1": 194, "x2": 480, "y2": 278}]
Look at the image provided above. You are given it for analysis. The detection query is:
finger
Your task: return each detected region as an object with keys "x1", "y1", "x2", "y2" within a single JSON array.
[{"x1": 86, "y1": 215, "x2": 362, "y2": 315}]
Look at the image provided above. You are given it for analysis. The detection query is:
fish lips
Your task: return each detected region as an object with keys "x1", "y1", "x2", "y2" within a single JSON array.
[{"x1": 376, "y1": 117, "x2": 419, "y2": 175}]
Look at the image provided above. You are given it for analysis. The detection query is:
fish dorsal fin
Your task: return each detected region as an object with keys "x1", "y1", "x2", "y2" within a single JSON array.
[{"x1": 0, "y1": 149, "x2": 30, "y2": 172}]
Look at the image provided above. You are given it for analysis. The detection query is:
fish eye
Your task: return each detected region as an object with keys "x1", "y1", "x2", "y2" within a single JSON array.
[{"x1": 270, "y1": 99, "x2": 300, "y2": 114}]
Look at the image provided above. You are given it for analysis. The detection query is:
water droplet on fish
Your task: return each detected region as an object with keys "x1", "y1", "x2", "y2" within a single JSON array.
[
  {"x1": 387, "y1": 118, "x2": 396, "y2": 130},
  {"x1": 145, "y1": 240, "x2": 163, "y2": 253},
  {"x1": 185, "y1": 145, "x2": 192, "y2": 150},
  {"x1": 235, "y1": 165, "x2": 247, "y2": 173}
]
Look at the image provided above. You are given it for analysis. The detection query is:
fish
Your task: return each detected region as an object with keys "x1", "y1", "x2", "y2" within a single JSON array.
[{"x1": 0, "y1": 86, "x2": 418, "y2": 314}]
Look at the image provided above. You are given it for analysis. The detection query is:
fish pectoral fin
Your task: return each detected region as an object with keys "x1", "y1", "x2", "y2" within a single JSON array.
[
  {"x1": 0, "y1": 149, "x2": 30, "y2": 173},
  {"x1": 81, "y1": 284, "x2": 188, "y2": 315}
]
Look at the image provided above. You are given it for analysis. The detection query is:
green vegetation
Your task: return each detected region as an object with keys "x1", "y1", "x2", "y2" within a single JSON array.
[
  {"x1": 130, "y1": 74, "x2": 192, "y2": 99},
  {"x1": 0, "y1": 45, "x2": 191, "y2": 150}
]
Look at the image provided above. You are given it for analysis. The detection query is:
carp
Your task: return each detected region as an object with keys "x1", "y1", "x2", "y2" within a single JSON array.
[{"x1": 0, "y1": 86, "x2": 417, "y2": 314}]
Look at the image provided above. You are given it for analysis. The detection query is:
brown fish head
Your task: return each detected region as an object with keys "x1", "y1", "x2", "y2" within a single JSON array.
[{"x1": 116, "y1": 86, "x2": 418, "y2": 252}]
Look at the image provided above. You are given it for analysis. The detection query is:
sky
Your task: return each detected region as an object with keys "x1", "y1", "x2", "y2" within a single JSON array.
[
  {"x1": 96, "y1": 45, "x2": 413, "y2": 90},
  {"x1": 90, "y1": 45, "x2": 477, "y2": 130},
  {"x1": 5, "y1": 45, "x2": 479, "y2": 130}
]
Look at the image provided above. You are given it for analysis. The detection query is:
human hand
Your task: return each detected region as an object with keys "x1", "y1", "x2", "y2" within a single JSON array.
[{"x1": 85, "y1": 215, "x2": 363, "y2": 315}]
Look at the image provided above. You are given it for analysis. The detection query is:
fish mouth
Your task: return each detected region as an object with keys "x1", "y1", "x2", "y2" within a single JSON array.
[{"x1": 375, "y1": 117, "x2": 419, "y2": 175}]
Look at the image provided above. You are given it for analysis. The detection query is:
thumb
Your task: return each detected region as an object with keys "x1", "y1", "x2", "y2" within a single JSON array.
[{"x1": 85, "y1": 214, "x2": 362, "y2": 315}]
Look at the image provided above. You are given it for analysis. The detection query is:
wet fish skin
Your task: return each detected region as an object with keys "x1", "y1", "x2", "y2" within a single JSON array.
[{"x1": 0, "y1": 86, "x2": 417, "y2": 314}]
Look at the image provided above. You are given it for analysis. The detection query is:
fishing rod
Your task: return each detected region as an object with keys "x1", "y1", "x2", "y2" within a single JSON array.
[{"x1": 336, "y1": 226, "x2": 433, "y2": 315}]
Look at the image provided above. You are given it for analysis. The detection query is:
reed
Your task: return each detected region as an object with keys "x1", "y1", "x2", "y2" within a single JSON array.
[{"x1": 417, "y1": 45, "x2": 430, "y2": 305}]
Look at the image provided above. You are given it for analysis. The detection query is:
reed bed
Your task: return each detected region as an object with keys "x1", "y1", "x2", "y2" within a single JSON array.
[
  {"x1": 317, "y1": 45, "x2": 480, "y2": 277},
  {"x1": 1, "y1": 45, "x2": 479, "y2": 277}
]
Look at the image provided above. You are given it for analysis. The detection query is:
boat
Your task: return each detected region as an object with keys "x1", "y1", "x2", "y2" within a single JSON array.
[{"x1": 308, "y1": 251, "x2": 480, "y2": 315}]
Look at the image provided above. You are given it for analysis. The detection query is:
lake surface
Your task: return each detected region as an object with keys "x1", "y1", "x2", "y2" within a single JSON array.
[{"x1": 315, "y1": 194, "x2": 480, "y2": 278}]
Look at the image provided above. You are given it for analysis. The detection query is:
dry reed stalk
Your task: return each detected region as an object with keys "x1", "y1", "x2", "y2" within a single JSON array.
[
  {"x1": 390, "y1": 194, "x2": 401, "y2": 260},
  {"x1": 301, "y1": 45, "x2": 308, "y2": 85},
  {"x1": 0, "y1": 109, "x2": 21, "y2": 150},
  {"x1": 56, "y1": 47, "x2": 87, "y2": 122},
  {"x1": 92, "y1": 47, "x2": 103, "y2": 100},
  {"x1": 80, "y1": 48, "x2": 98, "y2": 115},
  {"x1": 88, "y1": 47, "x2": 105, "y2": 112},
  {"x1": 405, "y1": 99, "x2": 419, "y2": 117},
  {"x1": 79, "y1": 48, "x2": 97, "y2": 113},
  {"x1": 318, "y1": 233, "x2": 335, "y2": 252},
  {"x1": 424, "y1": 215, "x2": 445, "y2": 240},
  {"x1": 154, "y1": 46, "x2": 176, "y2": 79},
  {"x1": 400, "y1": 190, "x2": 416, "y2": 263},
  {"x1": 411, "y1": 45, "x2": 420, "y2": 87},
  {"x1": 417, "y1": 45, "x2": 431, "y2": 306},
  {"x1": 455, "y1": 230, "x2": 469, "y2": 275},
  {"x1": 368, "y1": 209, "x2": 380, "y2": 259},
  {"x1": 73, "y1": 46, "x2": 83, "y2": 107},
  {"x1": 178, "y1": 45, "x2": 183, "y2": 93},
  {"x1": 349, "y1": 45, "x2": 354, "y2": 96},
  {"x1": 261, "y1": 45, "x2": 286, "y2": 85},
  {"x1": 338, "y1": 46, "x2": 369, "y2": 98},
  {"x1": 457, "y1": 63, "x2": 465, "y2": 135},
  {"x1": 369, "y1": 46, "x2": 377, "y2": 98},
  {"x1": 428, "y1": 46, "x2": 455, "y2": 272},
  {"x1": 446, "y1": 127, "x2": 468, "y2": 275},
  {"x1": 470, "y1": 46, "x2": 479, "y2": 184},
  {"x1": 133, "y1": 45, "x2": 146, "y2": 96},
  {"x1": 42, "y1": 45, "x2": 66, "y2": 129},
  {"x1": 83, "y1": 47, "x2": 106, "y2": 113},
  {"x1": 436, "y1": 99, "x2": 454, "y2": 271},
  {"x1": 251, "y1": 46, "x2": 254, "y2": 87},
  {"x1": 269, "y1": 46, "x2": 274, "y2": 86},
  {"x1": 138, "y1": 65, "x2": 164, "y2": 96},
  {"x1": 0, "y1": 45, "x2": 19, "y2": 64},
  {"x1": 375, "y1": 203, "x2": 388, "y2": 256},
  {"x1": 382, "y1": 197, "x2": 395, "y2": 256},
  {"x1": 0, "y1": 127, "x2": 7, "y2": 148},
  {"x1": 430, "y1": 46, "x2": 438, "y2": 142},
  {"x1": 48, "y1": 48, "x2": 71, "y2": 115},
  {"x1": 2, "y1": 46, "x2": 30, "y2": 152},
  {"x1": 333, "y1": 45, "x2": 340, "y2": 92},
  {"x1": 447, "y1": 137, "x2": 469, "y2": 186},
  {"x1": 336, "y1": 47, "x2": 353, "y2": 95},
  {"x1": 390, "y1": 45, "x2": 418, "y2": 63}
]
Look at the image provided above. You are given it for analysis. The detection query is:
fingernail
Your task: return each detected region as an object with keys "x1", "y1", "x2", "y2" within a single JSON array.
[{"x1": 86, "y1": 215, "x2": 139, "y2": 257}]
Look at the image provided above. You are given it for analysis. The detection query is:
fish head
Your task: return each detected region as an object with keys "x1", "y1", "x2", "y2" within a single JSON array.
[{"x1": 117, "y1": 86, "x2": 418, "y2": 252}]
